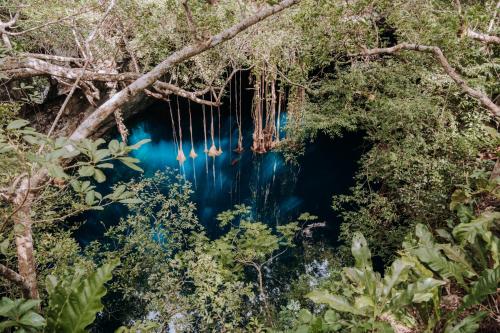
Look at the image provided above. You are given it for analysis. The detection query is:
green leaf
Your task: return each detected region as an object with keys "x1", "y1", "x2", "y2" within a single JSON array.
[
  {"x1": 22, "y1": 135, "x2": 39, "y2": 145},
  {"x1": 108, "y1": 140, "x2": 120, "y2": 154},
  {"x1": 413, "y1": 246, "x2": 466, "y2": 285},
  {"x1": 0, "y1": 297, "x2": 16, "y2": 316},
  {"x1": 6, "y1": 119, "x2": 29, "y2": 130},
  {"x1": 444, "y1": 312, "x2": 486, "y2": 333},
  {"x1": 97, "y1": 163, "x2": 114, "y2": 169},
  {"x1": 17, "y1": 299, "x2": 40, "y2": 314},
  {"x1": 462, "y1": 266, "x2": 500, "y2": 309},
  {"x1": 78, "y1": 166, "x2": 95, "y2": 178},
  {"x1": 306, "y1": 290, "x2": 362, "y2": 315},
  {"x1": 412, "y1": 278, "x2": 445, "y2": 303},
  {"x1": 119, "y1": 158, "x2": 144, "y2": 172},
  {"x1": 18, "y1": 311, "x2": 46, "y2": 328},
  {"x1": 93, "y1": 149, "x2": 110, "y2": 163},
  {"x1": 0, "y1": 239, "x2": 9, "y2": 255},
  {"x1": 93, "y1": 169, "x2": 106, "y2": 183},
  {"x1": 297, "y1": 309, "x2": 312, "y2": 323},
  {"x1": 323, "y1": 310, "x2": 338, "y2": 324},
  {"x1": 453, "y1": 212, "x2": 499, "y2": 245},
  {"x1": 46, "y1": 258, "x2": 120, "y2": 333},
  {"x1": 47, "y1": 163, "x2": 67, "y2": 179},
  {"x1": 382, "y1": 259, "x2": 412, "y2": 296},
  {"x1": 351, "y1": 232, "x2": 372, "y2": 270},
  {"x1": 294, "y1": 325, "x2": 310, "y2": 333},
  {"x1": 128, "y1": 138, "x2": 151, "y2": 150},
  {"x1": 85, "y1": 191, "x2": 96, "y2": 206}
]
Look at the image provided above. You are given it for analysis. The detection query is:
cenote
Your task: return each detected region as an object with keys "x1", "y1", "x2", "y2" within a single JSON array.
[
  {"x1": 73, "y1": 75, "x2": 365, "y2": 330},
  {"x1": 75, "y1": 80, "x2": 364, "y2": 246}
]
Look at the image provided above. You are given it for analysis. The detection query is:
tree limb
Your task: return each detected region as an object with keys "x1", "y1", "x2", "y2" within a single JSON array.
[
  {"x1": 465, "y1": 29, "x2": 500, "y2": 44},
  {"x1": 0, "y1": 263, "x2": 31, "y2": 293},
  {"x1": 0, "y1": 11, "x2": 19, "y2": 49},
  {"x1": 5, "y1": 7, "x2": 96, "y2": 36},
  {"x1": 352, "y1": 43, "x2": 500, "y2": 117},
  {"x1": 181, "y1": 0, "x2": 198, "y2": 39},
  {"x1": 69, "y1": 0, "x2": 301, "y2": 141},
  {"x1": 153, "y1": 82, "x2": 217, "y2": 106},
  {"x1": 20, "y1": 53, "x2": 84, "y2": 63}
]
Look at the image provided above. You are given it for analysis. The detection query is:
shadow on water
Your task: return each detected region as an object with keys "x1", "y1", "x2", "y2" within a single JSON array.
[{"x1": 75, "y1": 98, "x2": 364, "y2": 246}]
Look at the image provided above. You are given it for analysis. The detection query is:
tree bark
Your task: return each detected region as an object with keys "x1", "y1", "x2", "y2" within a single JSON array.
[
  {"x1": 0, "y1": 263, "x2": 31, "y2": 293},
  {"x1": 465, "y1": 29, "x2": 500, "y2": 44},
  {"x1": 12, "y1": 176, "x2": 39, "y2": 299}
]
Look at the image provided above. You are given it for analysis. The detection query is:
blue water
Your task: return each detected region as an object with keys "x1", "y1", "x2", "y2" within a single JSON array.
[{"x1": 76, "y1": 93, "x2": 364, "y2": 245}]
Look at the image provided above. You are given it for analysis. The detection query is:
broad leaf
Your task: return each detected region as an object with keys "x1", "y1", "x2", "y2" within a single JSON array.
[
  {"x1": 6, "y1": 119, "x2": 29, "y2": 130},
  {"x1": 351, "y1": 232, "x2": 372, "y2": 270},
  {"x1": 444, "y1": 312, "x2": 486, "y2": 333},
  {"x1": 306, "y1": 290, "x2": 363, "y2": 315},
  {"x1": 462, "y1": 266, "x2": 500, "y2": 309},
  {"x1": 46, "y1": 258, "x2": 120, "y2": 333}
]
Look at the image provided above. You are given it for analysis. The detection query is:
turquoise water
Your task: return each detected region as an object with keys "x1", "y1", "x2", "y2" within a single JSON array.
[{"x1": 76, "y1": 75, "x2": 364, "y2": 244}]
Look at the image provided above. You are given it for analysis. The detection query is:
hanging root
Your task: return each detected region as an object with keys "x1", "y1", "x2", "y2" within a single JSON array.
[
  {"x1": 234, "y1": 70, "x2": 244, "y2": 153},
  {"x1": 208, "y1": 143, "x2": 218, "y2": 157},
  {"x1": 177, "y1": 149, "x2": 187, "y2": 164},
  {"x1": 251, "y1": 67, "x2": 280, "y2": 154},
  {"x1": 188, "y1": 102, "x2": 198, "y2": 159}
]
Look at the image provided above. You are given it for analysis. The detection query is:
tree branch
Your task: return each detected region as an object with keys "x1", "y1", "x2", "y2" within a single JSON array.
[
  {"x1": 0, "y1": 55, "x2": 223, "y2": 106},
  {"x1": 20, "y1": 53, "x2": 84, "y2": 63},
  {"x1": 0, "y1": 11, "x2": 19, "y2": 49},
  {"x1": 153, "y1": 82, "x2": 217, "y2": 106},
  {"x1": 181, "y1": 0, "x2": 198, "y2": 39},
  {"x1": 69, "y1": 0, "x2": 301, "y2": 141},
  {"x1": 352, "y1": 43, "x2": 500, "y2": 117},
  {"x1": 0, "y1": 263, "x2": 31, "y2": 293},
  {"x1": 5, "y1": 7, "x2": 96, "y2": 36},
  {"x1": 465, "y1": 29, "x2": 500, "y2": 44}
]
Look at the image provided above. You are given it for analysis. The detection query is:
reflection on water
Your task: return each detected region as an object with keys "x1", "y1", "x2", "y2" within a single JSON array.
[{"x1": 76, "y1": 100, "x2": 364, "y2": 244}]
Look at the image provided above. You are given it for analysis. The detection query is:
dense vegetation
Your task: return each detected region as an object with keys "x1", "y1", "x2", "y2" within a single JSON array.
[{"x1": 0, "y1": 0, "x2": 499, "y2": 332}]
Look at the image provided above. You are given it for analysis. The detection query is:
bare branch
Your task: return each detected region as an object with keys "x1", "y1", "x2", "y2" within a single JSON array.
[
  {"x1": 5, "y1": 7, "x2": 96, "y2": 36},
  {"x1": 352, "y1": 43, "x2": 500, "y2": 117},
  {"x1": 84, "y1": 0, "x2": 116, "y2": 60},
  {"x1": 181, "y1": 0, "x2": 198, "y2": 39},
  {"x1": 0, "y1": 11, "x2": 19, "y2": 49},
  {"x1": 487, "y1": 1, "x2": 500, "y2": 33},
  {"x1": 21, "y1": 53, "x2": 84, "y2": 63},
  {"x1": 0, "y1": 263, "x2": 31, "y2": 293},
  {"x1": 46, "y1": 60, "x2": 91, "y2": 139},
  {"x1": 153, "y1": 82, "x2": 217, "y2": 106},
  {"x1": 466, "y1": 29, "x2": 500, "y2": 44}
]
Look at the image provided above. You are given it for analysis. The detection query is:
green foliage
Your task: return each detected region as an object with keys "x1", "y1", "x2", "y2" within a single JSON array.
[
  {"x1": 45, "y1": 258, "x2": 120, "y2": 333},
  {"x1": 299, "y1": 178, "x2": 499, "y2": 333},
  {"x1": 0, "y1": 298, "x2": 45, "y2": 332},
  {"x1": 0, "y1": 260, "x2": 118, "y2": 333}
]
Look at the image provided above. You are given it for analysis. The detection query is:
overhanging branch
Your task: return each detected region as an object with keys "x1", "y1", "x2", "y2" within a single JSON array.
[
  {"x1": 69, "y1": 0, "x2": 301, "y2": 140},
  {"x1": 351, "y1": 43, "x2": 500, "y2": 117}
]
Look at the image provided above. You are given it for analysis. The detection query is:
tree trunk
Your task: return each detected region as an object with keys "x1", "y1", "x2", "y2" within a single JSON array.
[{"x1": 12, "y1": 177, "x2": 39, "y2": 299}]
